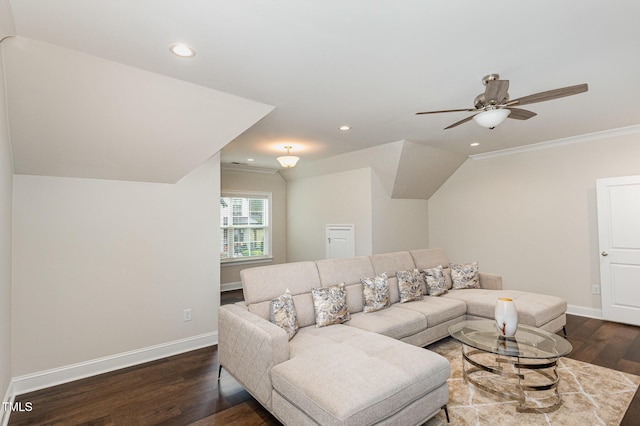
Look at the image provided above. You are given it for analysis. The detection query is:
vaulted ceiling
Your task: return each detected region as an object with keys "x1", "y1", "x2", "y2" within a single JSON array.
[{"x1": 3, "y1": 1, "x2": 640, "y2": 183}]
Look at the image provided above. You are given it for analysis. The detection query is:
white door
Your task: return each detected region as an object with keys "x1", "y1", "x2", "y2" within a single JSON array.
[
  {"x1": 326, "y1": 225, "x2": 355, "y2": 259},
  {"x1": 596, "y1": 175, "x2": 640, "y2": 326}
]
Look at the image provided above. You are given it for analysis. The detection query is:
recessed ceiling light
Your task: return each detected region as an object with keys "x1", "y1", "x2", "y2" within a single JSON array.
[
  {"x1": 339, "y1": 125, "x2": 351, "y2": 131},
  {"x1": 169, "y1": 43, "x2": 196, "y2": 58},
  {"x1": 247, "y1": 158, "x2": 254, "y2": 162},
  {"x1": 470, "y1": 142, "x2": 480, "y2": 147}
]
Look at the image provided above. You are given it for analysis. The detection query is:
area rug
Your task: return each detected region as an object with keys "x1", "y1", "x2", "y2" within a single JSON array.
[{"x1": 424, "y1": 337, "x2": 640, "y2": 425}]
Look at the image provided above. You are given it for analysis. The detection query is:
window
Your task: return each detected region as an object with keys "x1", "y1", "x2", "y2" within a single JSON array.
[{"x1": 220, "y1": 191, "x2": 271, "y2": 263}]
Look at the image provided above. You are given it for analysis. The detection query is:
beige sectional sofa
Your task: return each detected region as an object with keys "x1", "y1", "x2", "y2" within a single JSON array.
[{"x1": 218, "y1": 248, "x2": 567, "y2": 425}]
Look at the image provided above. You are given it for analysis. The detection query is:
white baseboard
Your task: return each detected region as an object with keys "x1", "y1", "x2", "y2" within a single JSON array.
[
  {"x1": 221, "y1": 281, "x2": 242, "y2": 292},
  {"x1": 10, "y1": 331, "x2": 218, "y2": 397},
  {"x1": 1, "y1": 381, "x2": 15, "y2": 426},
  {"x1": 567, "y1": 304, "x2": 603, "y2": 319}
]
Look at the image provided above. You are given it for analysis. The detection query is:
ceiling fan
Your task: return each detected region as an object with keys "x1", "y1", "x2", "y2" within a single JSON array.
[{"x1": 416, "y1": 74, "x2": 588, "y2": 130}]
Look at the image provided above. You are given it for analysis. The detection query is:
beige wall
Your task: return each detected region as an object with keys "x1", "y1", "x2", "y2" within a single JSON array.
[
  {"x1": 220, "y1": 168, "x2": 287, "y2": 288},
  {"x1": 372, "y1": 171, "x2": 429, "y2": 253},
  {"x1": 287, "y1": 168, "x2": 373, "y2": 261},
  {"x1": 429, "y1": 130, "x2": 640, "y2": 314},
  {"x1": 4, "y1": 37, "x2": 273, "y2": 184},
  {"x1": 286, "y1": 166, "x2": 430, "y2": 261},
  {"x1": 0, "y1": 45, "x2": 13, "y2": 402},
  {"x1": 12, "y1": 154, "x2": 220, "y2": 376}
]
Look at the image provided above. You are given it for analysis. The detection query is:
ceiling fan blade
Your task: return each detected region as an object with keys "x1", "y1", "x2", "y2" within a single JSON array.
[
  {"x1": 507, "y1": 108, "x2": 537, "y2": 120},
  {"x1": 508, "y1": 83, "x2": 588, "y2": 106},
  {"x1": 485, "y1": 79, "x2": 509, "y2": 104},
  {"x1": 416, "y1": 108, "x2": 476, "y2": 115},
  {"x1": 444, "y1": 114, "x2": 476, "y2": 129}
]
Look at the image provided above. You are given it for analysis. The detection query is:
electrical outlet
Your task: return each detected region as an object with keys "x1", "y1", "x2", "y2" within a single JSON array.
[
  {"x1": 592, "y1": 285, "x2": 601, "y2": 295},
  {"x1": 183, "y1": 308, "x2": 192, "y2": 322}
]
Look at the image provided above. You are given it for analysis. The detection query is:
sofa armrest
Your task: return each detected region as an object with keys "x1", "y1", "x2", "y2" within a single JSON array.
[
  {"x1": 218, "y1": 304, "x2": 290, "y2": 410},
  {"x1": 479, "y1": 272, "x2": 503, "y2": 290}
]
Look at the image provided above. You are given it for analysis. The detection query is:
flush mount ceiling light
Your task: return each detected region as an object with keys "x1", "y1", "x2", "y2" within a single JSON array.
[
  {"x1": 473, "y1": 108, "x2": 511, "y2": 129},
  {"x1": 339, "y1": 125, "x2": 351, "y2": 131},
  {"x1": 277, "y1": 146, "x2": 300, "y2": 168},
  {"x1": 169, "y1": 43, "x2": 196, "y2": 58}
]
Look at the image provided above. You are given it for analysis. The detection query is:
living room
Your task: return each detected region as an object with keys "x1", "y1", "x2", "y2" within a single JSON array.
[{"x1": 2, "y1": 1, "x2": 640, "y2": 425}]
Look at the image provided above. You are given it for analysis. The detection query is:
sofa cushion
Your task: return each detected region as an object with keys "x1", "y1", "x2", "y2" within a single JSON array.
[
  {"x1": 394, "y1": 297, "x2": 467, "y2": 327},
  {"x1": 342, "y1": 283, "x2": 364, "y2": 314},
  {"x1": 396, "y1": 269, "x2": 425, "y2": 303},
  {"x1": 312, "y1": 283, "x2": 351, "y2": 327},
  {"x1": 248, "y1": 293, "x2": 317, "y2": 328},
  {"x1": 440, "y1": 288, "x2": 493, "y2": 303},
  {"x1": 450, "y1": 262, "x2": 481, "y2": 289},
  {"x1": 241, "y1": 261, "x2": 320, "y2": 304},
  {"x1": 511, "y1": 292, "x2": 567, "y2": 327},
  {"x1": 410, "y1": 249, "x2": 453, "y2": 289},
  {"x1": 346, "y1": 306, "x2": 427, "y2": 339},
  {"x1": 442, "y1": 289, "x2": 567, "y2": 327},
  {"x1": 272, "y1": 325, "x2": 450, "y2": 426},
  {"x1": 410, "y1": 248, "x2": 449, "y2": 270},
  {"x1": 423, "y1": 265, "x2": 448, "y2": 296},
  {"x1": 361, "y1": 273, "x2": 390, "y2": 313},
  {"x1": 316, "y1": 256, "x2": 374, "y2": 286},
  {"x1": 242, "y1": 261, "x2": 320, "y2": 328},
  {"x1": 269, "y1": 288, "x2": 299, "y2": 340},
  {"x1": 370, "y1": 251, "x2": 416, "y2": 304},
  {"x1": 317, "y1": 257, "x2": 374, "y2": 315}
]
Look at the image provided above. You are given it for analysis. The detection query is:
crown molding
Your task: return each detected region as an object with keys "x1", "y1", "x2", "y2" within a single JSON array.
[
  {"x1": 469, "y1": 124, "x2": 640, "y2": 161},
  {"x1": 221, "y1": 163, "x2": 279, "y2": 174}
]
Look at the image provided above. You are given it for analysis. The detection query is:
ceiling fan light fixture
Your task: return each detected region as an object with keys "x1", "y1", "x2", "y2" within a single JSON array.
[
  {"x1": 473, "y1": 108, "x2": 511, "y2": 129},
  {"x1": 277, "y1": 146, "x2": 300, "y2": 168}
]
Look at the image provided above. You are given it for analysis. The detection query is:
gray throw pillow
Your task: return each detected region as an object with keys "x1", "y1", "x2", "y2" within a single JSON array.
[
  {"x1": 396, "y1": 269, "x2": 425, "y2": 302},
  {"x1": 312, "y1": 283, "x2": 350, "y2": 327},
  {"x1": 269, "y1": 288, "x2": 299, "y2": 339},
  {"x1": 450, "y1": 262, "x2": 480, "y2": 289},
  {"x1": 361, "y1": 273, "x2": 390, "y2": 313},
  {"x1": 424, "y1": 265, "x2": 448, "y2": 296}
]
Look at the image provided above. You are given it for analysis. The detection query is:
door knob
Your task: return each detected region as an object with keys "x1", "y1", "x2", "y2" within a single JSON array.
[{"x1": 601, "y1": 251, "x2": 608, "y2": 257}]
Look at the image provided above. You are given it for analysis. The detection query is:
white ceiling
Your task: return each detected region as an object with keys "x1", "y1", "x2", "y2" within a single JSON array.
[{"x1": 5, "y1": 0, "x2": 640, "y2": 174}]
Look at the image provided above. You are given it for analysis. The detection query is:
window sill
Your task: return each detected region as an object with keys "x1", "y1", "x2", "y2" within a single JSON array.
[{"x1": 221, "y1": 257, "x2": 274, "y2": 267}]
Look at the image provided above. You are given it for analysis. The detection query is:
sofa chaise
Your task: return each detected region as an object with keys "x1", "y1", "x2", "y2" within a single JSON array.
[{"x1": 218, "y1": 248, "x2": 567, "y2": 425}]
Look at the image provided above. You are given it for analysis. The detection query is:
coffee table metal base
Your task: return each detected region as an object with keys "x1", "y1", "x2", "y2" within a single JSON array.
[{"x1": 461, "y1": 344, "x2": 562, "y2": 413}]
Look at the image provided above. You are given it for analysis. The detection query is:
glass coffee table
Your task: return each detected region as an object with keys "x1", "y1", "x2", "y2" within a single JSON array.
[{"x1": 449, "y1": 320, "x2": 572, "y2": 413}]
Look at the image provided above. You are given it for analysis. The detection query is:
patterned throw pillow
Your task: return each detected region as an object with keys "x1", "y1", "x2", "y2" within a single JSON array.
[
  {"x1": 312, "y1": 283, "x2": 351, "y2": 327},
  {"x1": 424, "y1": 265, "x2": 448, "y2": 296},
  {"x1": 269, "y1": 288, "x2": 299, "y2": 340},
  {"x1": 450, "y1": 262, "x2": 480, "y2": 289},
  {"x1": 396, "y1": 269, "x2": 425, "y2": 303},
  {"x1": 361, "y1": 273, "x2": 390, "y2": 313}
]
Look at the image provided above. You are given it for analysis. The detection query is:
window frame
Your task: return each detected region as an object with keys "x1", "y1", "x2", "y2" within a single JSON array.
[{"x1": 220, "y1": 190, "x2": 273, "y2": 265}]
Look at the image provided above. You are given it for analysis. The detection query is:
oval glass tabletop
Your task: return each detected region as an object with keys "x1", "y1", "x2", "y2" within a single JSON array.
[{"x1": 448, "y1": 320, "x2": 572, "y2": 359}]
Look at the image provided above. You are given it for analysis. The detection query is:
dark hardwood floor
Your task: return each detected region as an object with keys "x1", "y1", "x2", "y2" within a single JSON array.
[
  {"x1": 562, "y1": 314, "x2": 640, "y2": 425},
  {"x1": 8, "y1": 291, "x2": 640, "y2": 425}
]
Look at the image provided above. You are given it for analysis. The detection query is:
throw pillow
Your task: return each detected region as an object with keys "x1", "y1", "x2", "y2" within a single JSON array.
[
  {"x1": 396, "y1": 269, "x2": 425, "y2": 303},
  {"x1": 269, "y1": 288, "x2": 299, "y2": 340},
  {"x1": 424, "y1": 265, "x2": 448, "y2": 296},
  {"x1": 361, "y1": 273, "x2": 390, "y2": 313},
  {"x1": 450, "y1": 262, "x2": 480, "y2": 289},
  {"x1": 312, "y1": 283, "x2": 351, "y2": 327}
]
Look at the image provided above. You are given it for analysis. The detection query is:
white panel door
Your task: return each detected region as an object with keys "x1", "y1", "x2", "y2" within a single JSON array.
[
  {"x1": 597, "y1": 175, "x2": 640, "y2": 326},
  {"x1": 326, "y1": 225, "x2": 355, "y2": 259}
]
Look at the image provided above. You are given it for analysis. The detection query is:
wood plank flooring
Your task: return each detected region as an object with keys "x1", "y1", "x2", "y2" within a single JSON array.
[{"x1": 8, "y1": 291, "x2": 640, "y2": 425}]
